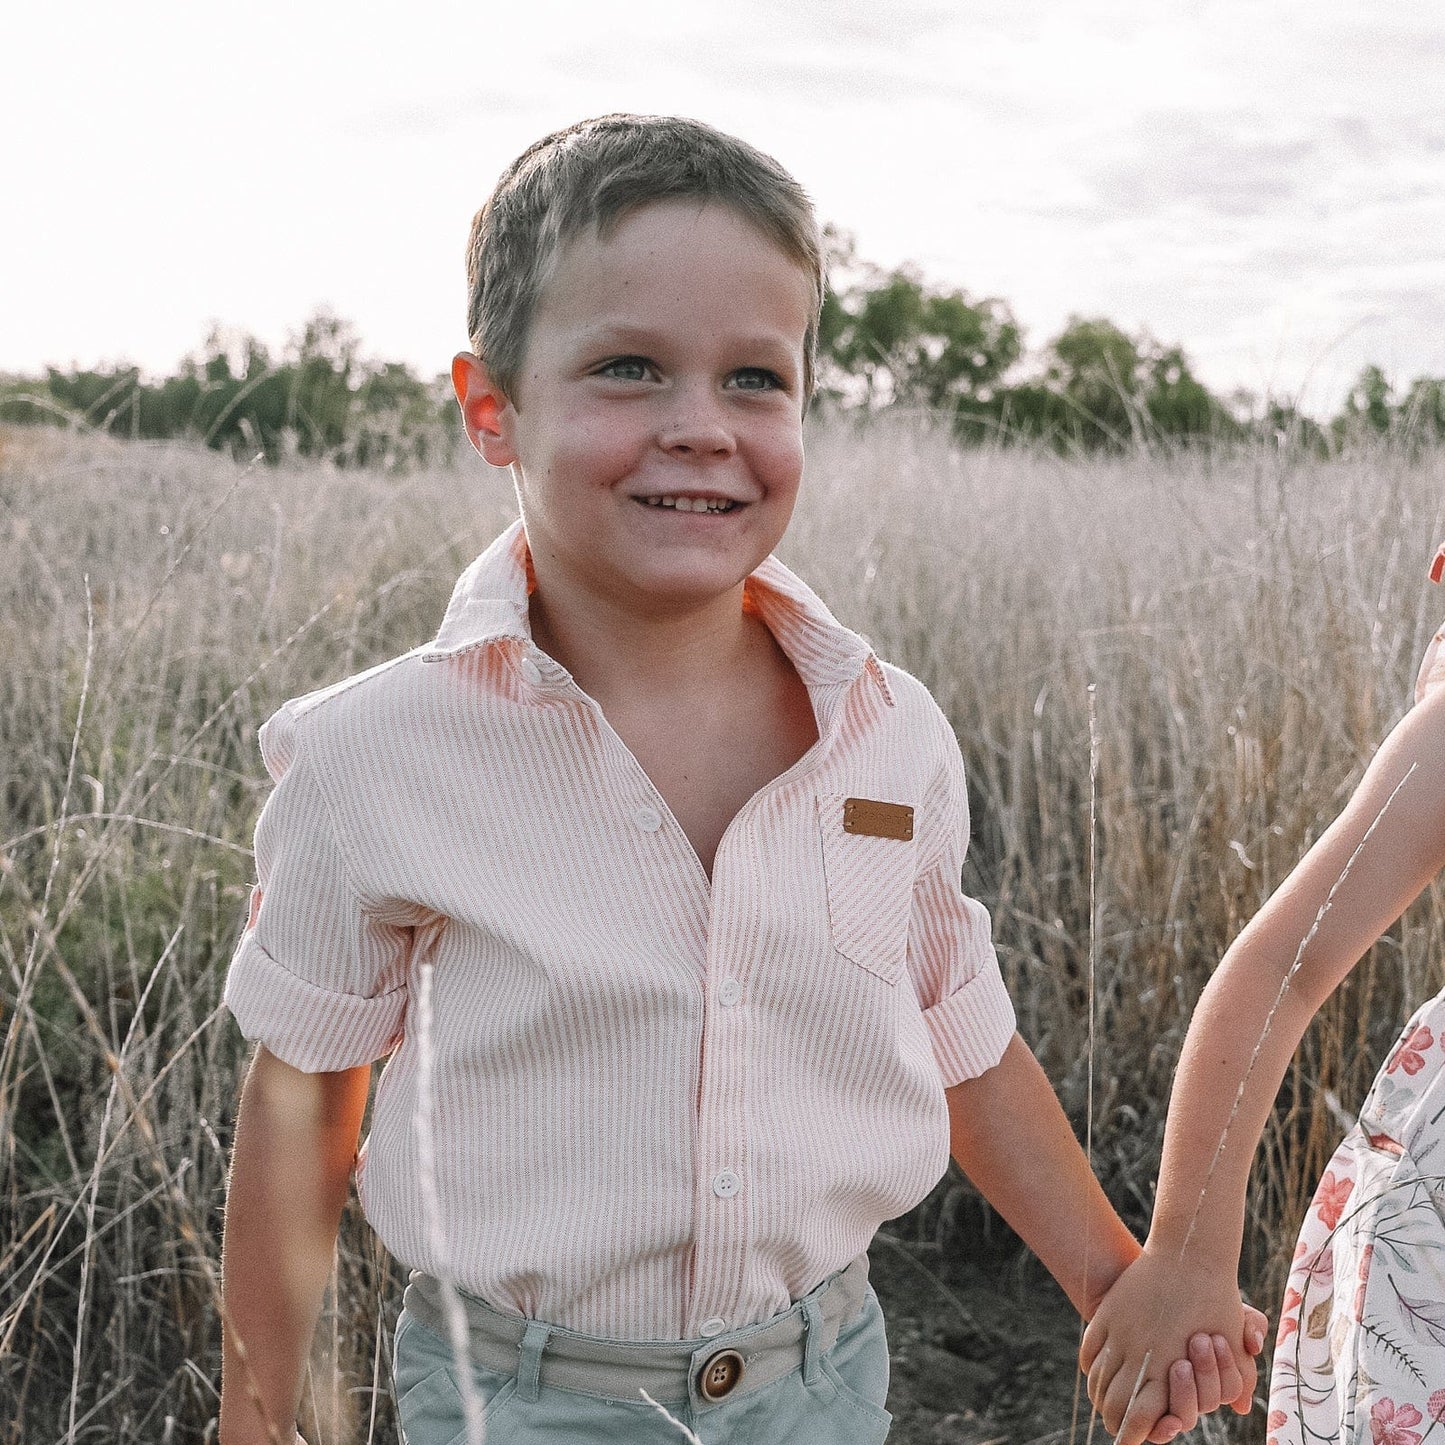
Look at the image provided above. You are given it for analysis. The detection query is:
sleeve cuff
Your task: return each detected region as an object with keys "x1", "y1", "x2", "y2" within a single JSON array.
[
  {"x1": 224, "y1": 933, "x2": 406, "y2": 1072},
  {"x1": 923, "y1": 960, "x2": 1017, "y2": 1087}
]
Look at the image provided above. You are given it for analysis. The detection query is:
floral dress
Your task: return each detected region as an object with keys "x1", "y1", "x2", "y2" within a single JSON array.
[{"x1": 1268, "y1": 612, "x2": 1445, "y2": 1444}]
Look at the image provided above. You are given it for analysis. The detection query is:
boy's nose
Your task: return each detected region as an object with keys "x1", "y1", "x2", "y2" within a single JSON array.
[{"x1": 657, "y1": 391, "x2": 736, "y2": 458}]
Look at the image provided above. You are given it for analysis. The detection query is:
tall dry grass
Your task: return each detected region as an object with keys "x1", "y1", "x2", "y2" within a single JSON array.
[{"x1": 1, "y1": 417, "x2": 1442, "y2": 1441}]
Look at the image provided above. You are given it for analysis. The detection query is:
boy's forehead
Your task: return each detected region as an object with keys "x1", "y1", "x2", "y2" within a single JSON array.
[
  {"x1": 542, "y1": 199, "x2": 814, "y2": 317},
  {"x1": 566, "y1": 199, "x2": 793, "y2": 266}
]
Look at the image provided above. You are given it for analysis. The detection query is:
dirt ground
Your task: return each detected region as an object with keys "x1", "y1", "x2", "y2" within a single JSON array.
[{"x1": 869, "y1": 1231, "x2": 1122, "y2": 1445}]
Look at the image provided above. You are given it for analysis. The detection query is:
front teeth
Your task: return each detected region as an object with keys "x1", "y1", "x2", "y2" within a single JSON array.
[{"x1": 642, "y1": 496, "x2": 736, "y2": 513}]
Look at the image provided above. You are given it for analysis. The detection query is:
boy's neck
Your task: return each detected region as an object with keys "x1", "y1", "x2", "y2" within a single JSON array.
[{"x1": 527, "y1": 581, "x2": 767, "y2": 704}]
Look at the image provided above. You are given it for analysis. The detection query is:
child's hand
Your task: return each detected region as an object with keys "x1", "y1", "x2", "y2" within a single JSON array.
[
  {"x1": 1079, "y1": 1242, "x2": 1264, "y2": 1445},
  {"x1": 1159, "y1": 1330, "x2": 1262, "y2": 1437}
]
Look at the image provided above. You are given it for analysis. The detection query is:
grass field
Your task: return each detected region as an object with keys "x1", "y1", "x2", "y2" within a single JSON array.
[{"x1": 2, "y1": 418, "x2": 1442, "y2": 1442}]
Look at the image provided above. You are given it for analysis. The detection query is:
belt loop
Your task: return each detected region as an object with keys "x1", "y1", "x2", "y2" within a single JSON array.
[
  {"x1": 801, "y1": 1294, "x2": 826, "y2": 1386},
  {"x1": 515, "y1": 1319, "x2": 550, "y2": 1402}
]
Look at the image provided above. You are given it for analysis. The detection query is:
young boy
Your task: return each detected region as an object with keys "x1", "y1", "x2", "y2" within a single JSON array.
[{"x1": 217, "y1": 114, "x2": 1259, "y2": 1444}]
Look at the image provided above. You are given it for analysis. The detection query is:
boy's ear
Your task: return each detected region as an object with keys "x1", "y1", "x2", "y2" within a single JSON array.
[{"x1": 452, "y1": 352, "x2": 517, "y2": 466}]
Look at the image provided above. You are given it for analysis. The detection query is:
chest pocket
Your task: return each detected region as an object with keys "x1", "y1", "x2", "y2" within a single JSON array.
[{"x1": 817, "y1": 792, "x2": 918, "y2": 984}]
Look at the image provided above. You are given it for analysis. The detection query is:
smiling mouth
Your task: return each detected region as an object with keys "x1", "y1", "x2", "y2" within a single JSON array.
[{"x1": 636, "y1": 496, "x2": 741, "y2": 514}]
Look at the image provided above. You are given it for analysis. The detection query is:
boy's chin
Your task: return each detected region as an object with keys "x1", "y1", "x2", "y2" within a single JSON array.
[{"x1": 618, "y1": 563, "x2": 759, "y2": 614}]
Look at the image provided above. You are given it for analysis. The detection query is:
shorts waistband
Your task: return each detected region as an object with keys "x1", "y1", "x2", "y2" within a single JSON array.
[{"x1": 401, "y1": 1255, "x2": 871, "y2": 1409}]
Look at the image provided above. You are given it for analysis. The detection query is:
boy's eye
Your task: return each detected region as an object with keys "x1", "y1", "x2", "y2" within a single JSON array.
[
  {"x1": 596, "y1": 356, "x2": 654, "y2": 382},
  {"x1": 729, "y1": 367, "x2": 785, "y2": 392}
]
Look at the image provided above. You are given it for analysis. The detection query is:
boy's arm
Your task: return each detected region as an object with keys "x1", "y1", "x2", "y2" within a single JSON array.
[
  {"x1": 945, "y1": 1033, "x2": 1139, "y2": 1320},
  {"x1": 218, "y1": 1045, "x2": 371, "y2": 1445},
  {"x1": 1083, "y1": 687, "x2": 1445, "y2": 1444},
  {"x1": 945, "y1": 1035, "x2": 1256, "y2": 1442}
]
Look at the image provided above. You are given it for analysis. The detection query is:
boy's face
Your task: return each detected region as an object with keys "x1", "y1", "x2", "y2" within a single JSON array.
[{"x1": 454, "y1": 200, "x2": 812, "y2": 621}]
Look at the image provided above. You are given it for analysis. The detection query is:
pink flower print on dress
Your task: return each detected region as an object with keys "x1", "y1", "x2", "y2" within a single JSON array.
[
  {"x1": 1277, "y1": 1286, "x2": 1302, "y2": 1344},
  {"x1": 1301, "y1": 1241, "x2": 1335, "y2": 1289},
  {"x1": 1431, "y1": 1390, "x2": 1445, "y2": 1424},
  {"x1": 1387, "y1": 1024, "x2": 1434, "y2": 1076},
  {"x1": 1353, "y1": 1244, "x2": 1374, "y2": 1323},
  {"x1": 1370, "y1": 1400, "x2": 1425, "y2": 1445},
  {"x1": 1314, "y1": 1170, "x2": 1354, "y2": 1229}
]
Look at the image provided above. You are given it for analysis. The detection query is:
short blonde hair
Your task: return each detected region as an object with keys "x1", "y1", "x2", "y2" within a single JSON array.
[{"x1": 465, "y1": 114, "x2": 825, "y2": 401}]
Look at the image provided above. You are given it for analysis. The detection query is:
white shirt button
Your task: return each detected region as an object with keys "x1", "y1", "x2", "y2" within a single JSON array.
[
  {"x1": 711, "y1": 1170, "x2": 741, "y2": 1199},
  {"x1": 718, "y1": 979, "x2": 743, "y2": 1008},
  {"x1": 633, "y1": 806, "x2": 662, "y2": 833},
  {"x1": 700, "y1": 1317, "x2": 728, "y2": 1338},
  {"x1": 519, "y1": 657, "x2": 543, "y2": 686}
]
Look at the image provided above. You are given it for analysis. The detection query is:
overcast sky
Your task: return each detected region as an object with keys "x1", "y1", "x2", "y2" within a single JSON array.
[{"x1": 7, "y1": 1, "x2": 1443, "y2": 412}]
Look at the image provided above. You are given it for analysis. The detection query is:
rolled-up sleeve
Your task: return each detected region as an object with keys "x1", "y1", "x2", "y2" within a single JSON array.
[
  {"x1": 908, "y1": 734, "x2": 1016, "y2": 1087},
  {"x1": 224, "y1": 711, "x2": 410, "y2": 1072}
]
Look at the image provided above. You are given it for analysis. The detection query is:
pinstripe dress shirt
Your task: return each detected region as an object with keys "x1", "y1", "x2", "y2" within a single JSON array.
[{"x1": 224, "y1": 520, "x2": 1017, "y2": 1341}]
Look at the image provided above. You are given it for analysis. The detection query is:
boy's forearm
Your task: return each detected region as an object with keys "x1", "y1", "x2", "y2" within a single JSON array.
[
  {"x1": 945, "y1": 1033, "x2": 1139, "y2": 1318},
  {"x1": 219, "y1": 1046, "x2": 370, "y2": 1445}
]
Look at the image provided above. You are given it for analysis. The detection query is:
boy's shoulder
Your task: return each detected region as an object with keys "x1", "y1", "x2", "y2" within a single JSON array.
[
  {"x1": 872, "y1": 657, "x2": 966, "y2": 766},
  {"x1": 256, "y1": 523, "x2": 533, "y2": 782},
  {"x1": 255, "y1": 646, "x2": 447, "y2": 781}
]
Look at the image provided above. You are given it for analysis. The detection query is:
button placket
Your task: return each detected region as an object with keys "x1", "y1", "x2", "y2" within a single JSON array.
[{"x1": 687, "y1": 808, "x2": 759, "y2": 1335}]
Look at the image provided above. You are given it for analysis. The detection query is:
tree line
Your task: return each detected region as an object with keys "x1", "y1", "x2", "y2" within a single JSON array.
[
  {"x1": 816, "y1": 232, "x2": 1445, "y2": 452},
  {"x1": 0, "y1": 313, "x2": 456, "y2": 471},
  {"x1": 4, "y1": 233, "x2": 1442, "y2": 466}
]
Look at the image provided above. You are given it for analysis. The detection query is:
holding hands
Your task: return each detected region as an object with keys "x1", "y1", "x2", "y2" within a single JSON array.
[{"x1": 1081, "y1": 1244, "x2": 1266, "y2": 1443}]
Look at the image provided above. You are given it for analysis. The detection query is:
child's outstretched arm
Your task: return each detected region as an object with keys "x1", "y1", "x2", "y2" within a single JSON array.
[
  {"x1": 1082, "y1": 683, "x2": 1445, "y2": 1444},
  {"x1": 218, "y1": 1046, "x2": 371, "y2": 1445},
  {"x1": 945, "y1": 1033, "x2": 1260, "y2": 1441}
]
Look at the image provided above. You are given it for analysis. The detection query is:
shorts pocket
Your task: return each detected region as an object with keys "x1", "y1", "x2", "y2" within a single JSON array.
[
  {"x1": 819, "y1": 1355, "x2": 893, "y2": 1438},
  {"x1": 822, "y1": 1288, "x2": 892, "y2": 1428},
  {"x1": 394, "y1": 1312, "x2": 518, "y2": 1445},
  {"x1": 817, "y1": 792, "x2": 917, "y2": 984}
]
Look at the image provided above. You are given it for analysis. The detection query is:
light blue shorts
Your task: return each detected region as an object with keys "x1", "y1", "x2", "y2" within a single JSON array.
[{"x1": 392, "y1": 1278, "x2": 892, "y2": 1444}]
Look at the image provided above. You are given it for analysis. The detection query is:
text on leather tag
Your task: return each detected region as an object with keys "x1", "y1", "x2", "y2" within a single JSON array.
[{"x1": 842, "y1": 798, "x2": 914, "y2": 841}]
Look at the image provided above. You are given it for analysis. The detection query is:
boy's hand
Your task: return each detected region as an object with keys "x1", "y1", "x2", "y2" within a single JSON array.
[{"x1": 1079, "y1": 1242, "x2": 1264, "y2": 1445}]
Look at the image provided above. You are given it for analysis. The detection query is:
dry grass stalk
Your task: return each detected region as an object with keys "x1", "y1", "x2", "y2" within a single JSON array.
[{"x1": 412, "y1": 962, "x2": 485, "y2": 1445}]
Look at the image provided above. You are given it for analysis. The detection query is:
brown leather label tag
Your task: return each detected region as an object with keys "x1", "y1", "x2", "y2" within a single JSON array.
[{"x1": 842, "y1": 797, "x2": 914, "y2": 841}]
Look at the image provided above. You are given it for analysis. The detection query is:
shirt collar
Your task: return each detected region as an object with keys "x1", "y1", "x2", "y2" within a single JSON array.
[
  {"x1": 420, "y1": 518, "x2": 893, "y2": 704},
  {"x1": 422, "y1": 520, "x2": 534, "y2": 658}
]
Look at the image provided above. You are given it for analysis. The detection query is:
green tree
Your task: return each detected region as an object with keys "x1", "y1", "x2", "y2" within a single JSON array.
[
  {"x1": 1336, "y1": 364, "x2": 1395, "y2": 437},
  {"x1": 284, "y1": 311, "x2": 360, "y2": 456},
  {"x1": 1045, "y1": 317, "x2": 1145, "y2": 447},
  {"x1": 993, "y1": 318, "x2": 1233, "y2": 450},
  {"x1": 818, "y1": 232, "x2": 1021, "y2": 417},
  {"x1": 1144, "y1": 344, "x2": 1232, "y2": 442},
  {"x1": 1399, "y1": 376, "x2": 1445, "y2": 445}
]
